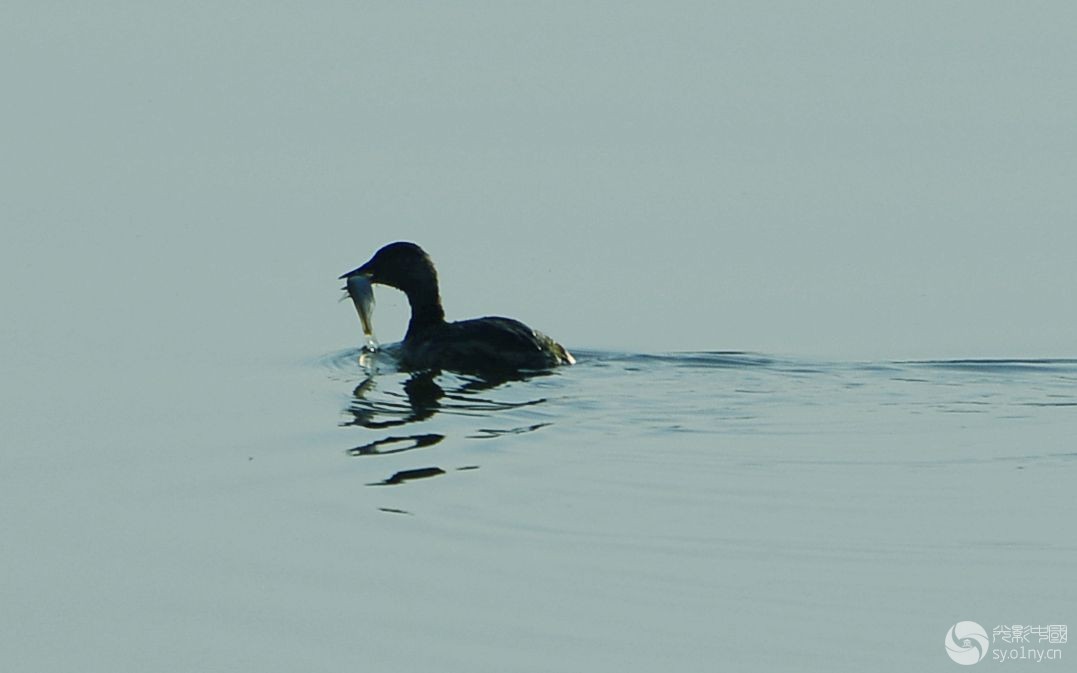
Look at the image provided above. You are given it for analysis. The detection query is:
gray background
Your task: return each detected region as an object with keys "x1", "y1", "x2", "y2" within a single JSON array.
[
  {"x1": 2, "y1": 6, "x2": 1075, "y2": 672},
  {"x1": 4, "y1": 2, "x2": 1075, "y2": 361}
]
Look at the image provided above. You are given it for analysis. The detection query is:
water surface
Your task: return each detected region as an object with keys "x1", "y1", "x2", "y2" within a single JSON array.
[
  {"x1": 4, "y1": 346, "x2": 1075, "y2": 672},
  {"x1": 309, "y1": 349, "x2": 1077, "y2": 671}
]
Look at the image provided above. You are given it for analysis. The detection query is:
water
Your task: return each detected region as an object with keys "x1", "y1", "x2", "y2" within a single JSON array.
[
  {"x1": 4, "y1": 329, "x2": 1076, "y2": 672},
  {"x1": 322, "y1": 350, "x2": 1077, "y2": 672},
  {"x1": 283, "y1": 350, "x2": 1077, "y2": 669}
]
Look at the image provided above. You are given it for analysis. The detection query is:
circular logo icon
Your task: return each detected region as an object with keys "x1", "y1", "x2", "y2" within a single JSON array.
[{"x1": 945, "y1": 621, "x2": 990, "y2": 665}]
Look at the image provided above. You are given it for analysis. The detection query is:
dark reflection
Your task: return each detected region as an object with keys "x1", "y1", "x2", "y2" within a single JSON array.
[
  {"x1": 342, "y1": 371, "x2": 444, "y2": 429},
  {"x1": 468, "y1": 423, "x2": 551, "y2": 439},
  {"x1": 368, "y1": 467, "x2": 446, "y2": 486},
  {"x1": 331, "y1": 349, "x2": 559, "y2": 493},
  {"x1": 368, "y1": 465, "x2": 481, "y2": 487},
  {"x1": 341, "y1": 368, "x2": 551, "y2": 430},
  {"x1": 348, "y1": 433, "x2": 444, "y2": 456}
]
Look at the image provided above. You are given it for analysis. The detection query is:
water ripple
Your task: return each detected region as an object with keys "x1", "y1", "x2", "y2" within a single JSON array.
[{"x1": 316, "y1": 347, "x2": 1077, "y2": 487}]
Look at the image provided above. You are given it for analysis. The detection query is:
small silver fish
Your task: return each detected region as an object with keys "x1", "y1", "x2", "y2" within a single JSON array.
[{"x1": 345, "y1": 274, "x2": 378, "y2": 351}]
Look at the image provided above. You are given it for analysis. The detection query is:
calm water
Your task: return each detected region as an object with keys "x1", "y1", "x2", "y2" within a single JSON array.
[
  {"x1": 314, "y1": 349, "x2": 1076, "y2": 671},
  {"x1": 4, "y1": 346, "x2": 1075, "y2": 672}
]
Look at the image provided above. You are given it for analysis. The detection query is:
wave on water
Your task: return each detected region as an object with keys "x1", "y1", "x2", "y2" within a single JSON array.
[
  {"x1": 901, "y1": 358, "x2": 1077, "y2": 374},
  {"x1": 574, "y1": 350, "x2": 777, "y2": 369},
  {"x1": 320, "y1": 346, "x2": 1077, "y2": 378},
  {"x1": 317, "y1": 346, "x2": 1077, "y2": 489}
]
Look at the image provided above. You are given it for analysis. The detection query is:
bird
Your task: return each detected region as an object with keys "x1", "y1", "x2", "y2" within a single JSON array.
[{"x1": 340, "y1": 242, "x2": 574, "y2": 375}]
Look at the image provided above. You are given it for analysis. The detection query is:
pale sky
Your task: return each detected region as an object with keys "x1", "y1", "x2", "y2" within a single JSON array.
[{"x1": 3, "y1": 3, "x2": 1075, "y2": 361}]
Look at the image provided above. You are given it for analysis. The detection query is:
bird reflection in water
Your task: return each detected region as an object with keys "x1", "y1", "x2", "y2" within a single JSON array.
[
  {"x1": 343, "y1": 368, "x2": 549, "y2": 435},
  {"x1": 341, "y1": 364, "x2": 552, "y2": 488},
  {"x1": 342, "y1": 369, "x2": 447, "y2": 432}
]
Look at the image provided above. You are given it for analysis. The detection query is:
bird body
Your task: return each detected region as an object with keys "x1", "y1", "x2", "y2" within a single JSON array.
[{"x1": 341, "y1": 242, "x2": 574, "y2": 374}]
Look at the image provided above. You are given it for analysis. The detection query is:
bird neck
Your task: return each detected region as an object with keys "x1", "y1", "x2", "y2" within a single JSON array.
[
  {"x1": 394, "y1": 254, "x2": 445, "y2": 340},
  {"x1": 404, "y1": 291, "x2": 445, "y2": 339}
]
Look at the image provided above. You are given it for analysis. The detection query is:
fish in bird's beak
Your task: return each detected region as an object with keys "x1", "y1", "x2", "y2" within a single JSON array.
[{"x1": 343, "y1": 274, "x2": 376, "y2": 342}]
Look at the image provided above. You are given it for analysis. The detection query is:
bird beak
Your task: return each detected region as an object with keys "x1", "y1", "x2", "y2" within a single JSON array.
[{"x1": 339, "y1": 262, "x2": 373, "y2": 280}]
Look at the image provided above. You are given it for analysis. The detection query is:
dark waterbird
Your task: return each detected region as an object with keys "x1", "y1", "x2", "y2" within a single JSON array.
[{"x1": 340, "y1": 242, "x2": 574, "y2": 375}]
